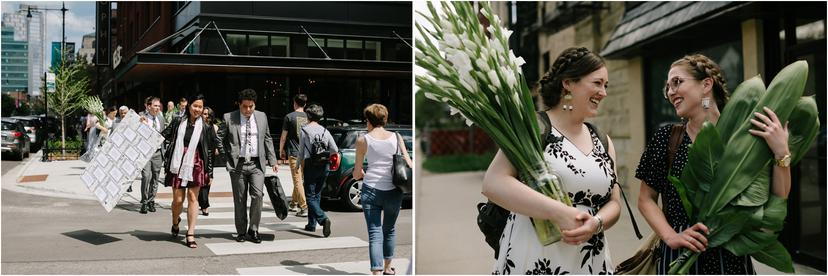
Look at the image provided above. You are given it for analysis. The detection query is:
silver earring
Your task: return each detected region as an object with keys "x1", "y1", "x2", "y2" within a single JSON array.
[{"x1": 702, "y1": 97, "x2": 711, "y2": 109}]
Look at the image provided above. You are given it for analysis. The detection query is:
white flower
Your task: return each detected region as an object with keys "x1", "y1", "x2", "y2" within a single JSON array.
[
  {"x1": 449, "y1": 106, "x2": 461, "y2": 116},
  {"x1": 460, "y1": 74, "x2": 477, "y2": 92},
  {"x1": 437, "y1": 64, "x2": 451, "y2": 76},
  {"x1": 447, "y1": 50, "x2": 473, "y2": 73},
  {"x1": 475, "y1": 57, "x2": 490, "y2": 72},
  {"x1": 514, "y1": 56, "x2": 526, "y2": 68},
  {"x1": 465, "y1": 117, "x2": 474, "y2": 126},
  {"x1": 424, "y1": 92, "x2": 440, "y2": 102},
  {"x1": 488, "y1": 70, "x2": 501, "y2": 88},
  {"x1": 436, "y1": 79, "x2": 454, "y2": 90},
  {"x1": 486, "y1": 25, "x2": 496, "y2": 35},
  {"x1": 444, "y1": 33, "x2": 462, "y2": 50},
  {"x1": 494, "y1": 95, "x2": 501, "y2": 106},
  {"x1": 506, "y1": 72, "x2": 517, "y2": 88}
]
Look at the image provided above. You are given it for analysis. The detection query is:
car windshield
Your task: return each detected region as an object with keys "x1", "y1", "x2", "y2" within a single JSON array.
[
  {"x1": 2, "y1": 122, "x2": 16, "y2": 131},
  {"x1": 334, "y1": 128, "x2": 413, "y2": 150}
]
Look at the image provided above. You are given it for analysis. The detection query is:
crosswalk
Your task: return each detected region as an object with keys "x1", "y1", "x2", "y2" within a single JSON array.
[{"x1": 156, "y1": 201, "x2": 406, "y2": 275}]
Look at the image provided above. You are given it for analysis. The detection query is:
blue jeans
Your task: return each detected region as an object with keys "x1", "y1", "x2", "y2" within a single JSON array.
[
  {"x1": 303, "y1": 165, "x2": 328, "y2": 230},
  {"x1": 361, "y1": 185, "x2": 403, "y2": 271}
]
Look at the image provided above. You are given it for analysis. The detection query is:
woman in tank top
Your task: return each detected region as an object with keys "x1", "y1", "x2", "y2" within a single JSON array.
[{"x1": 354, "y1": 104, "x2": 412, "y2": 275}]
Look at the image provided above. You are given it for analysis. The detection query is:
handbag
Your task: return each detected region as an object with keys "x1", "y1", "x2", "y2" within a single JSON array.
[
  {"x1": 615, "y1": 233, "x2": 660, "y2": 275},
  {"x1": 264, "y1": 175, "x2": 289, "y2": 220},
  {"x1": 615, "y1": 123, "x2": 685, "y2": 274},
  {"x1": 392, "y1": 132, "x2": 412, "y2": 193}
]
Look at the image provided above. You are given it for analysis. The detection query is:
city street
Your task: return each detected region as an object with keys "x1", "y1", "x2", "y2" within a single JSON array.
[{"x1": 1, "y1": 151, "x2": 411, "y2": 274}]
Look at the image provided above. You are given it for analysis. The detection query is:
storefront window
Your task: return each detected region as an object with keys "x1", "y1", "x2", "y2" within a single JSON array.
[{"x1": 249, "y1": 35, "x2": 268, "y2": 56}]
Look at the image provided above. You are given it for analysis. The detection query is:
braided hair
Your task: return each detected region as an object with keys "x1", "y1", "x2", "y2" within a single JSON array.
[
  {"x1": 536, "y1": 47, "x2": 606, "y2": 109},
  {"x1": 670, "y1": 54, "x2": 730, "y2": 109}
]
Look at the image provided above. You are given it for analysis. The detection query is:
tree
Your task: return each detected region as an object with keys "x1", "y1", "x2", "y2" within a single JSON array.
[{"x1": 48, "y1": 61, "x2": 90, "y2": 155}]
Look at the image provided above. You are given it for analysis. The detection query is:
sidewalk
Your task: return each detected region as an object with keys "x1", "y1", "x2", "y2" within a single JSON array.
[{"x1": 6, "y1": 150, "x2": 296, "y2": 207}]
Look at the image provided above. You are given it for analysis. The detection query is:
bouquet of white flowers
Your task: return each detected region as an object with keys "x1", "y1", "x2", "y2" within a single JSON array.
[{"x1": 416, "y1": 1, "x2": 571, "y2": 245}]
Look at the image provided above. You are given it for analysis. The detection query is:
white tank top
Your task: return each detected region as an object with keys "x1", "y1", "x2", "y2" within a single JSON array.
[{"x1": 363, "y1": 132, "x2": 398, "y2": 191}]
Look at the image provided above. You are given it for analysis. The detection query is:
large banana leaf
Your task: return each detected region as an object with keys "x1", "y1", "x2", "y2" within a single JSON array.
[
  {"x1": 701, "y1": 61, "x2": 808, "y2": 218},
  {"x1": 717, "y1": 76, "x2": 766, "y2": 143},
  {"x1": 751, "y1": 241, "x2": 795, "y2": 273},
  {"x1": 723, "y1": 195, "x2": 788, "y2": 256},
  {"x1": 788, "y1": 96, "x2": 820, "y2": 165},
  {"x1": 730, "y1": 167, "x2": 770, "y2": 207}
]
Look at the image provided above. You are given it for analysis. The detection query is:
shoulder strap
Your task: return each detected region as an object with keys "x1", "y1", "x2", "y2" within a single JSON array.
[
  {"x1": 394, "y1": 132, "x2": 403, "y2": 155},
  {"x1": 667, "y1": 124, "x2": 686, "y2": 175},
  {"x1": 536, "y1": 110, "x2": 552, "y2": 146},
  {"x1": 585, "y1": 121, "x2": 643, "y2": 239}
]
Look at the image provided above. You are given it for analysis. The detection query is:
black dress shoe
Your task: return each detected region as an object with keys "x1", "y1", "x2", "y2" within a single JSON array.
[
  {"x1": 235, "y1": 233, "x2": 246, "y2": 242},
  {"x1": 322, "y1": 219, "x2": 332, "y2": 238},
  {"x1": 247, "y1": 231, "x2": 262, "y2": 243},
  {"x1": 127, "y1": 186, "x2": 132, "y2": 193},
  {"x1": 147, "y1": 203, "x2": 156, "y2": 212},
  {"x1": 139, "y1": 204, "x2": 148, "y2": 214}
]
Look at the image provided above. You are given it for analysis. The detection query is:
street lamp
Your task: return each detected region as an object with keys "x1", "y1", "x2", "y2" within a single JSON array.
[{"x1": 28, "y1": 2, "x2": 68, "y2": 162}]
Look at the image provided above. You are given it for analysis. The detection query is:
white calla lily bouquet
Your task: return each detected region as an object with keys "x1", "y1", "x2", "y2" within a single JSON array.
[{"x1": 416, "y1": 1, "x2": 571, "y2": 245}]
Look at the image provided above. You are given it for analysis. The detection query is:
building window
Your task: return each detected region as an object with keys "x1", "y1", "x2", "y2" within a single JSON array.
[
  {"x1": 365, "y1": 41, "x2": 380, "y2": 61},
  {"x1": 307, "y1": 39, "x2": 325, "y2": 59},
  {"x1": 270, "y1": 36, "x2": 289, "y2": 57},
  {"x1": 345, "y1": 40, "x2": 363, "y2": 60},
  {"x1": 249, "y1": 35, "x2": 268, "y2": 56},
  {"x1": 326, "y1": 38, "x2": 344, "y2": 59},
  {"x1": 226, "y1": 33, "x2": 246, "y2": 55}
]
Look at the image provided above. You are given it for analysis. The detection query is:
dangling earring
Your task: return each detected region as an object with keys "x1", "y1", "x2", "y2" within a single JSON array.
[
  {"x1": 562, "y1": 92, "x2": 574, "y2": 111},
  {"x1": 702, "y1": 97, "x2": 711, "y2": 110}
]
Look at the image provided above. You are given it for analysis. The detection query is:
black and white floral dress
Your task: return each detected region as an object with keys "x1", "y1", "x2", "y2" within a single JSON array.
[{"x1": 493, "y1": 125, "x2": 615, "y2": 275}]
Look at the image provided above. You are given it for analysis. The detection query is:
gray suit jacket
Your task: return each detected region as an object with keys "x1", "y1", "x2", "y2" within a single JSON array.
[
  {"x1": 220, "y1": 110, "x2": 277, "y2": 172},
  {"x1": 139, "y1": 110, "x2": 167, "y2": 156}
]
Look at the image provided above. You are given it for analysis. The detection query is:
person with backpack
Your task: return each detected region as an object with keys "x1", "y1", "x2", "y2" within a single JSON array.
[
  {"x1": 482, "y1": 47, "x2": 623, "y2": 274},
  {"x1": 297, "y1": 103, "x2": 338, "y2": 237},
  {"x1": 353, "y1": 104, "x2": 412, "y2": 275}
]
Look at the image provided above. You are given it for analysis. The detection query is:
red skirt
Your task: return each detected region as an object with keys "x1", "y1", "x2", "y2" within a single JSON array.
[{"x1": 165, "y1": 146, "x2": 207, "y2": 189}]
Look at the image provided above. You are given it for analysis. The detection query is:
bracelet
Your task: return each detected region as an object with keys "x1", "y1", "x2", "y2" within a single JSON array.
[{"x1": 594, "y1": 214, "x2": 604, "y2": 234}]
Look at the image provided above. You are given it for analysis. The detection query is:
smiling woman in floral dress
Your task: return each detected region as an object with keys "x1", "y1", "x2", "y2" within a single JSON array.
[{"x1": 483, "y1": 47, "x2": 622, "y2": 275}]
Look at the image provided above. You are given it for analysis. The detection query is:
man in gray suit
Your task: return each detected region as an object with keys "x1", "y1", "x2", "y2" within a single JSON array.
[
  {"x1": 220, "y1": 88, "x2": 278, "y2": 243},
  {"x1": 139, "y1": 96, "x2": 166, "y2": 214}
]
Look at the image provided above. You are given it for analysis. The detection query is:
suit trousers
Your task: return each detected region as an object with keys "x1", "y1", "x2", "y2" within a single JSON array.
[
  {"x1": 229, "y1": 158, "x2": 265, "y2": 234},
  {"x1": 288, "y1": 156, "x2": 307, "y2": 209},
  {"x1": 140, "y1": 149, "x2": 163, "y2": 205}
]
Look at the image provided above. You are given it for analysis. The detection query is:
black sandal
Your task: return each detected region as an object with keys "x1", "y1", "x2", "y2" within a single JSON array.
[
  {"x1": 383, "y1": 268, "x2": 396, "y2": 275},
  {"x1": 185, "y1": 234, "x2": 197, "y2": 248},
  {"x1": 201, "y1": 209, "x2": 209, "y2": 216},
  {"x1": 171, "y1": 217, "x2": 181, "y2": 238}
]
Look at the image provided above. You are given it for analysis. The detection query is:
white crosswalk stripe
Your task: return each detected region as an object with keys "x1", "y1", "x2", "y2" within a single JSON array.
[
  {"x1": 183, "y1": 222, "x2": 313, "y2": 234},
  {"x1": 178, "y1": 204, "x2": 379, "y2": 275},
  {"x1": 236, "y1": 258, "x2": 410, "y2": 275},
  {"x1": 205, "y1": 236, "x2": 368, "y2": 255}
]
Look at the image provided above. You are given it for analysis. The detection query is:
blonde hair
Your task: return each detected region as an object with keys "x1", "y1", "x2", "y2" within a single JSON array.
[{"x1": 363, "y1": 104, "x2": 388, "y2": 127}]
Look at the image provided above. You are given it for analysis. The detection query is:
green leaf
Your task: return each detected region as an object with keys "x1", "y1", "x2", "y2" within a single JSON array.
[
  {"x1": 717, "y1": 76, "x2": 766, "y2": 144},
  {"x1": 730, "y1": 166, "x2": 770, "y2": 207},
  {"x1": 787, "y1": 96, "x2": 820, "y2": 165},
  {"x1": 705, "y1": 210, "x2": 750, "y2": 248},
  {"x1": 668, "y1": 175, "x2": 694, "y2": 220},
  {"x1": 760, "y1": 195, "x2": 788, "y2": 232},
  {"x1": 703, "y1": 61, "x2": 808, "y2": 217},
  {"x1": 681, "y1": 121, "x2": 722, "y2": 194},
  {"x1": 724, "y1": 227, "x2": 778, "y2": 256},
  {"x1": 722, "y1": 195, "x2": 787, "y2": 256},
  {"x1": 751, "y1": 241, "x2": 795, "y2": 273}
]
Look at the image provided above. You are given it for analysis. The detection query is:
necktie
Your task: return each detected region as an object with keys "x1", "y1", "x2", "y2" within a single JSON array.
[
  {"x1": 152, "y1": 115, "x2": 158, "y2": 131},
  {"x1": 245, "y1": 117, "x2": 251, "y2": 162}
]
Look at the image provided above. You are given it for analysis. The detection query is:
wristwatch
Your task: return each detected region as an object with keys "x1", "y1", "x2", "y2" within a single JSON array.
[{"x1": 775, "y1": 154, "x2": 791, "y2": 168}]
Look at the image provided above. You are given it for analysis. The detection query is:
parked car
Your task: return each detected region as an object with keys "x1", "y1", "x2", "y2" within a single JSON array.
[
  {"x1": 322, "y1": 124, "x2": 413, "y2": 211},
  {"x1": 11, "y1": 116, "x2": 43, "y2": 150},
  {"x1": 2, "y1": 118, "x2": 31, "y2": 160}
]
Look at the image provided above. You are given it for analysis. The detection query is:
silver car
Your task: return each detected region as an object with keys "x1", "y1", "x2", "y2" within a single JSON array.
[
  {"x1": 2, "y1": 118, "x2": 31, "y2": 160},
  {"x1": 11, "y1": 116, "x2": 41, "y2": 149}
]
